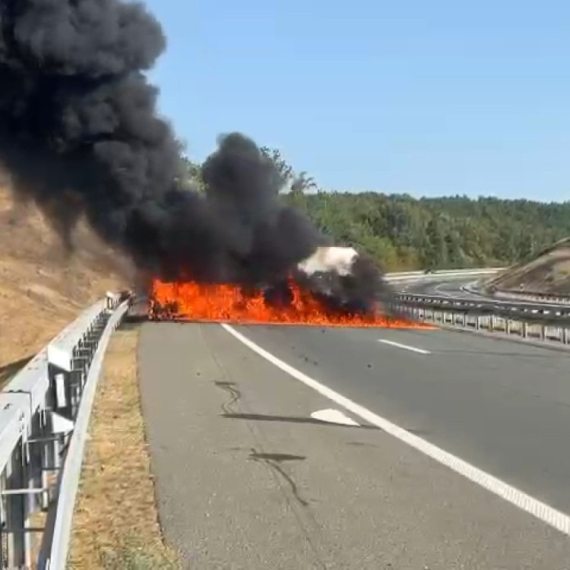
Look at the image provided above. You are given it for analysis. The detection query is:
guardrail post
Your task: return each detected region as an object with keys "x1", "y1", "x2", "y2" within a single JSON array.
[
  {"x1": 395, "y1": 292, "x2": 570, "y2": 348},
  {"x1": 49, "y1": 365, "x2": 73, "y2": 421},
  {"x1": 37, "y1": 410, "x2": 52, "y2": 511},
  {"x1": 4, "y1": 442, "x2": 27, "y2": 568},
  {"x1": 26, "y1": 414, "x2": 43, "y2": 515}
]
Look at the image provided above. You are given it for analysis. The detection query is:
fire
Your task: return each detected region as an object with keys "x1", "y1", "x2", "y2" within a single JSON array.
[{"x1": 149, "y1": 279, "x2": 428, "y2": 329}]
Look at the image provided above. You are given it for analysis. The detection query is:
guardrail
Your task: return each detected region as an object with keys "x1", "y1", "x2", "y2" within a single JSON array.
[
  {"x1": 393, "y1": 293, "x2": 570, "y2": 345},
  {"x1": 490, "y1": 288, "x2": 570, "y2": 306},
  {"x1": 0, "y1": 293, "x2": 129, "y2": 569},
  {"x1": 385, "y1": 267, "x2": 503, "y2": 282}
]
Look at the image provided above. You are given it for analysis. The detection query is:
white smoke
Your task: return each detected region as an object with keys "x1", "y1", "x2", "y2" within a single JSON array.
[{"x1": 297, "y1": 246, "x2": 359, "y2": 277}]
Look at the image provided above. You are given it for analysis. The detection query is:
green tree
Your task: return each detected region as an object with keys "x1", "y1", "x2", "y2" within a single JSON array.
[
  {"x1": 259, "y1": 147, "x2": 294, "y2": 188},
  {"x1": 179, "y1": 156, "x2": 206, "y2": 193}
]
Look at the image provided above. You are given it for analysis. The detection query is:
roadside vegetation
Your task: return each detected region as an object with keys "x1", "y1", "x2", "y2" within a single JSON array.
[
  {"x1": 68, "y1": 326, "x2": 180, "y2": 569},
  {"x1": 487, "y1": 238, "x2": 570, "y2": 295},
  {"x1": 0, "y1": 185, "x2": 124, "y2": 372}
]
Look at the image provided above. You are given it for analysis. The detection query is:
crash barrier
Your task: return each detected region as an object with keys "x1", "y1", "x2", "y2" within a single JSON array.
[
  {"x1": 0, "y1": 293, "x2": 130, "y2": 569},
  {"x1": 385, "y1": 267, "x2": 503, "y2": 282},
  {"x1": 490, "y1": 288, "x2": 570, "y2": 306},
  {"x1": 393, "y1": 293, "x2": 570, "y2": 345}
]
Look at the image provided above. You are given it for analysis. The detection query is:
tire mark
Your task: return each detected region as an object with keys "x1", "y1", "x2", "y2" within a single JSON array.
[
  {"x1": 215, "y1": 380, "x2": 241, "y2": 415},
  {"x1": 250, "y1": 449, "x2": 309, "y2": 508}
]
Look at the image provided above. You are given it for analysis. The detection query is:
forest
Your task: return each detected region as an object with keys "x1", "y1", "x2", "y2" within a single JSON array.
[
  {"x1": 183, "y1": 151, "x2": 570, "y2": 272},
  {"x1": 288, "y1": 192, "x2": 570, "y2": 271}
]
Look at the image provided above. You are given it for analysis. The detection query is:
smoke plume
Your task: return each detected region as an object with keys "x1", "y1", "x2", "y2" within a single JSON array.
[{"x1": 0, "y1": 0, "x2": 388, "y2": 310}]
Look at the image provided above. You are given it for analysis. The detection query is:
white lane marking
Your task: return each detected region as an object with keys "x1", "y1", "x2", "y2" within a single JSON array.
[
  {"x1": 222, "y1": 323, "x2": 570, "y2": 536},
  {"x1": 311, "y1": 409, "x2": 360, "y2": 426},
  {"x1": 378, "y1": 339, "x2": 431, "y2": 355}
]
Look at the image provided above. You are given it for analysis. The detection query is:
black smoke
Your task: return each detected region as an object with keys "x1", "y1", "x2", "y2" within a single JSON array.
[{"x1": 0, "y1": 0, "x2": 390, "y2": 312}]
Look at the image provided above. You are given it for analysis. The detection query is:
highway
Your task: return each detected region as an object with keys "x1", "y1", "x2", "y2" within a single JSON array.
[
  {"x1": 139, "y1": 319, "x2": 570, "y2": 569},
  {"x1": 396, "y1": 275, "x2": 487, "y2": 299}
]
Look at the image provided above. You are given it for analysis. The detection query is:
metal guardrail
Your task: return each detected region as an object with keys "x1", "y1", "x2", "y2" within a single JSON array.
[
  {"x1": 0, "y1": 293, "x2": 129, "y2": 569},
  {"x1": 460, "y1": 280, "x2": 570, "y2": 306},
  {"x1": 490, "y1": 288, "x2": 570, "y2": 306},
  {"x1": 393, "y1": 293, "x2": 570, "y2": 345},
  {"x1": 385, "y1": 267, "x2": 503, "y2": 282}
]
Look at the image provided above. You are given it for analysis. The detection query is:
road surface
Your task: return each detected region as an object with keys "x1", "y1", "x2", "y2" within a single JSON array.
[
  {"x1": 396, "y1": 276, "x2": 486, "y2": 299},
  {"x1": 139, "y1": 322, "x2": 570, "y2": 569}
]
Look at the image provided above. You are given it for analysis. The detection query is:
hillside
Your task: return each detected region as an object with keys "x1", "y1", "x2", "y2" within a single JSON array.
[
  {"x1": 0, "y1": 186, "x2": 127, "y2": 376},
  {"x1": 487, "y1": 238, "x2": 570, "y2": 296}
]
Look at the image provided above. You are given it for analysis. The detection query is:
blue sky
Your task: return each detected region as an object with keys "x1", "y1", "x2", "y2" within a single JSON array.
[{"x1": 144, "y1": 0, "x2": 570, "y2": 201}]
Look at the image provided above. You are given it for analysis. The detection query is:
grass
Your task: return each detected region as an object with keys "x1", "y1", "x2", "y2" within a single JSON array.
[
  {"x1": 67, "y1": 327, "x2": 180, "y2": 569},
  {"x1": 488, "y1": 246, "x2": 570, "y2": 295},
  {"x1": 0, "y1": 355, "x2": 33, "y2": 388},
  {"x1": 98, "y1": 541, "x2": 180, "y2": 570},
  {"x1": 0, "y1": 185, "x2": 126, "y2": 369}
]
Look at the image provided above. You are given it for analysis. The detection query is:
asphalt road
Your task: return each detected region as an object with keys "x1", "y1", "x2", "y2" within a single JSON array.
[
  {"x1": 396, "y1": 276, "x2": 485, "y2": 298},
  {"x1": 238, "y1": 324, "x2": 570, "y2": 513},
  {"x1": 139, "y1": 320, "x2": 570, "y2": 569}
]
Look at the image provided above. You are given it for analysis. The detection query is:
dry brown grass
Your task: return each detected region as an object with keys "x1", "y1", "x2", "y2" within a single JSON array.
[
  {"x1": 67, "y1": 327, "x2": 179, "y2": 570},
  {"x1": 0, "y1": 185, "x2": 127, "y2": 370},
  {"x1": 489, "y1": 246, "x2": 570, "y2": 295}
]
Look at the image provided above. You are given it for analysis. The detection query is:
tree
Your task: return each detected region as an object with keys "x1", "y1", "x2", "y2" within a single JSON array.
[
  {"x1": 179, "y1": 156, "x2": 206, "y2": 193},
  {"x1": 259, "y1": 147, "x2": 294, "y2": 188},
  {"x1": 291, "y1": 171, "x2": 317, "y2": 194}
]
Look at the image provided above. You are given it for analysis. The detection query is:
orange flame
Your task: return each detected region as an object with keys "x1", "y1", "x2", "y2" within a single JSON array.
[{"x1": 149, "y1": 279, "x2": 429, "y2": 329}]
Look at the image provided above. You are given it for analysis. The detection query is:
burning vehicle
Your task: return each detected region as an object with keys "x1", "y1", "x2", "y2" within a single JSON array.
[
  {"x1": 148, "y1": 246, "x2": 422, "y2": 328},
  {"x1": 0, "y1": 0, "x2": 421, "y2": 330}
]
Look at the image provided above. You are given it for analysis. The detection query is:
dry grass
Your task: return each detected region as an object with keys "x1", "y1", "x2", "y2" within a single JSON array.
[
  {"x1": 67, "y1": 327, "x2": 179, "y2": 570},
  {"x1": 489, "y1": 245, "x2": 570, "y2": 295},
  {"x1": 0, "y1": 185, "x2": 127, "y2": 370}
]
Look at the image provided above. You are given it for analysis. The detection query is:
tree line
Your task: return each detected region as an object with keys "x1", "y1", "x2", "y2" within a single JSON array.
[{"x1": 181, "y1": 151, "x2": 570, "y2": 272}]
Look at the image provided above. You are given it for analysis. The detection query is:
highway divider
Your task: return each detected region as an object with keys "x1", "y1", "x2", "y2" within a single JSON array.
[
  {"x1": 460, "y1": 277, "x2": 570, "y2": 306},
  {"x1": 392, "y1": 293, "x2": 570, "y2": 346},
  {"x1": 385, "y1": 267, "x2": 503, "y2": 282},
  {"x1": 490, "y1": 288, "x2": 570, "y2": 305},
  {"x1": 0, "y1": 293, "x2": 130, "y2": 569}
]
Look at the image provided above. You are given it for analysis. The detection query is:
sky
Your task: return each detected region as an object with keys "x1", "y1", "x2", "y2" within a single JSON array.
[{"x1": 144, "y1": 0, "x2": 570, "y2": 201}]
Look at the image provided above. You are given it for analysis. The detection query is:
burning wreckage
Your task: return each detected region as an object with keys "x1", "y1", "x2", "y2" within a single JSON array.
[
  {"x1": 148, "y1": 247, "x2": 421, "y2": 328},
  {"x1": 0, "y1": 0, "x2": 422, "y2": 330}
]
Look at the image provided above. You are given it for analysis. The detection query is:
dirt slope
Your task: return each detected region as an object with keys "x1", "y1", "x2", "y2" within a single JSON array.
[
  {"x1": 0, "y1": 186, "x2": 128, "y2": 372},
  {"x1": 487, "y1": 238, "x2": 570, "y2": 295}
]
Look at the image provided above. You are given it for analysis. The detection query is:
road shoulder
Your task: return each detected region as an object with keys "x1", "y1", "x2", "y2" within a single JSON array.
[{"x1": 68, "y1": 323, "x2": 179, "y2": 569}]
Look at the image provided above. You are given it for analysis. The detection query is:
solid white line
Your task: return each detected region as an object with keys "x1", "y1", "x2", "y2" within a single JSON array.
[
  {"x1": 222, "y1": 323, "x2": 570, "y2": 536},
  {"x1": 378, "y1": 339, "x2": 431, "y2": 355}
]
